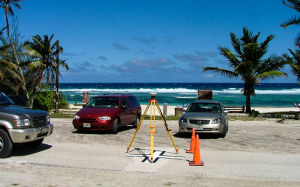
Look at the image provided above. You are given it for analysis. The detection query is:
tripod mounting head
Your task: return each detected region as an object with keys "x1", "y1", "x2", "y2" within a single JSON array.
[{"x1": 150, "y1": 92, "x2": 157, "y2": 99}]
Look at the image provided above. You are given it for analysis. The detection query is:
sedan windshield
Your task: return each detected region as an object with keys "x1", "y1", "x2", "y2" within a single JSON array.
[
  {"x1": 86, "y1": 97, "x2": 119, "y2": 108},
  {"x1": 187, "y1": 103, "x2": 221, "y2": 113}
]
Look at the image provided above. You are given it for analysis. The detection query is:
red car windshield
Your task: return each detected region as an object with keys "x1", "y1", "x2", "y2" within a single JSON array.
[{"x1": 86, "y1": 97, "x2": 120, "y2": 108}]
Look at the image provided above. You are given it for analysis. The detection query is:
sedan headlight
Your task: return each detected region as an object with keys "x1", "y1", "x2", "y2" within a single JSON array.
[
  {"x1": 212, "y1": 118, "x2": 222, "y2": 124},
  {"x1": 179, "y1": 116, "x2": 187, "y2": 123},
  {"x1": 98, "y1": 116, "x2": 111, "y2": 121},
  {"x1": 74, "y1": 115, "x2": 80, "y2": 120},
  {"x1": 14, "y1": 119, "x2": 31, "y2": 127}
]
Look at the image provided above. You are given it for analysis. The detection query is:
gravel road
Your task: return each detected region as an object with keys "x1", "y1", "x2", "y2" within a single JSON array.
[{"x1": 1, "y1": 118, "x2": 300, "y2": 186}]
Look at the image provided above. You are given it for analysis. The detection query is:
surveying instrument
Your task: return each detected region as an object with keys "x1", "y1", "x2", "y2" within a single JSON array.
[{"x1": 127, "y1": 93, "x2": 179, "y2": 163}]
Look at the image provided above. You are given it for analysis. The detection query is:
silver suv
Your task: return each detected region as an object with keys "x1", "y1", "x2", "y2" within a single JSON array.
[{"x1": 0, "y1": 91, "x2": 53, "y2": 158}]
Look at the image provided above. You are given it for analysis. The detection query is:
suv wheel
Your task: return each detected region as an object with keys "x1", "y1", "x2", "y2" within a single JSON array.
[
  {"x1": 112, "y1": 119, "x2": 119, "y2": 134},
  {"x1": 0, "y1": 129, "x2": 13, "y2": 158}
]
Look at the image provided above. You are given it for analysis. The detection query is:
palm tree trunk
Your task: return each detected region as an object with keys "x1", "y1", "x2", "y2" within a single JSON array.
[
  {"x1": 5, "y1": 13, "x2": 29, "y2": 102},
  {"x1": 55, "y1": 41, "x2": 59, "y2": 113},
  {"x1": 29, "y1": 71, "x2": 44, "y2": 108},
  {"x1": 245, "y1": 94, "x2": 251, "y2": 113}
]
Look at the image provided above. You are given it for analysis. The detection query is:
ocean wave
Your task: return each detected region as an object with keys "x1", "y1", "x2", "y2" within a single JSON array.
[
  {"x1": 59, "y1": 88, "x2": 196, "y2": 93},
  {"x1": 215, "y1": 88, "x2": 300, "y2": 95},
  {"x1": 176, "y1": 96, "x2": 197, "y2": 99}
]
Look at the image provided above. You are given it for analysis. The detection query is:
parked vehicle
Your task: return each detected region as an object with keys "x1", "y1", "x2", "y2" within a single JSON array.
[
  {"x1": 178, "y1": 100, "x2": 228, "y2": 138},
  {"x1": 0, "y1": 91, "x2": 53, "y2": 158},
  {"x1": 72, "y1": 94, "x2": 141, "y2": 134}
]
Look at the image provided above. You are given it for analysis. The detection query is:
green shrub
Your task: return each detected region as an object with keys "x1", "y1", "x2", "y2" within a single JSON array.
[
  {"x1": 33, "y1": 91, "x2": 69, "y2": 111},
  {"x1": 249, "y1": 109, "x2": 260, "y2": 117}
]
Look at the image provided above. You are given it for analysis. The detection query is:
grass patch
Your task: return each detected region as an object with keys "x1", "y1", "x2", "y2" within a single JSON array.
[{"x1": 50, "y1": 112, "x2": 74, "y2": 118}]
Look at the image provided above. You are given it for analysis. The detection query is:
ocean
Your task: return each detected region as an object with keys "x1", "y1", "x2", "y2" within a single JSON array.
[{"x1": 59, "y1": 83, "x2": 300, "y2": 107}]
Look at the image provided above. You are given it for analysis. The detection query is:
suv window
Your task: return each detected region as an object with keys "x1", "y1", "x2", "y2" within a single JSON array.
[
  {"x1": 0, "y1": 92, "x2": 14, "y2": 105},
  {"x1": 128, "y1": 96, "x2": 140, "y2": 107}
]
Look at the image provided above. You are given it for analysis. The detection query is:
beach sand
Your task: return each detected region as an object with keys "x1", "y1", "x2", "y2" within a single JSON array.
[{"x1": 69, "y1": 104, "x2": 300, "y2": 116}]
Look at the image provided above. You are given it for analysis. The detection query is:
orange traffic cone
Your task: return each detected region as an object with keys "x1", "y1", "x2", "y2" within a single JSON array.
[
  {"x1": 189, "y1": 134, "x2": 204, "y2": 166},
  {"x1": 186, "y1": 128, "x2": 195, "y2": 153}
]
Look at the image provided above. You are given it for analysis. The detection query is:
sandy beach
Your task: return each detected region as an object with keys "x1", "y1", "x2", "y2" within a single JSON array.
[{"x1": 69, "y1": 104, "x2": 300, "y2": 116}]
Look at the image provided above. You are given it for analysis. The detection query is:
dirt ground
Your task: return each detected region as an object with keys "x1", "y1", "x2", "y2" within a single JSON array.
[{"x1": 1, "y1": 118, "x2": 300, "y2": 186}]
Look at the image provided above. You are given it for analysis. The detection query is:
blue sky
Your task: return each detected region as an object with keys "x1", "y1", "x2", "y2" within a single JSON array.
[{"x1": 10, "y1": 0, "x2": 300, "y2": 83}]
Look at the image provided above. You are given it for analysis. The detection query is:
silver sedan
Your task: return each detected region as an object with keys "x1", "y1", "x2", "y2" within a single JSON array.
[{"x1": 178, "y1": 100, "x2": 228, "y2": 138}]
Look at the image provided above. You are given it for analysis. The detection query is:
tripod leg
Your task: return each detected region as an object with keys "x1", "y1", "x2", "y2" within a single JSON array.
[
  {"x1": 155, "y1": 102, "x2": 179, "y2": 153},
  {"x1": 127, "y1": 100, "x2": 151, "y2": 152},
  {"x1": 150, "y1": 100, "x2": 155, "y2": 162}
]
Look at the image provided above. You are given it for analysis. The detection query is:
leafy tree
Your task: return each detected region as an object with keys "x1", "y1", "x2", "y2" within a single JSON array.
[
  {"x1": 281, "y1": 0, "x2": 300, "y2": 46},
  {"x1": 24, "y1": 34, "x2": 66, "y2": 107},
  {"x1": 0, "y1": 0, "x2": 28, "y2": 101},
  {"x1": 283, "y1": 49, "x2": 300, "y2": 83},
  {"x1": 33, "y1": 90, "x2": 69, "y2": 112},
  {"x1": 0, "y1": 22, "x2": 28, "y2": 100},
  {"x1": 203, "y1": 28, "x2": 287, "y2": 113}
]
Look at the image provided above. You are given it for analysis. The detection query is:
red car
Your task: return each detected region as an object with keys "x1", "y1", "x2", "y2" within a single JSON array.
[{"x1": 72, "y1": 94, "x2": 141, "y2": 134}]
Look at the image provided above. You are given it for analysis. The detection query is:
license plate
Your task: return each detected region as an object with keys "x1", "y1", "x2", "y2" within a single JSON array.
[
  {"x1": 197, "y1": 125, "x2": 203, "y2": 130},
  {"x1": 83, "y1": 123, "x2": 91, "y2": 128},
  {"x1": 41, "y1": 127, "x2": 48, "y2": 133}
]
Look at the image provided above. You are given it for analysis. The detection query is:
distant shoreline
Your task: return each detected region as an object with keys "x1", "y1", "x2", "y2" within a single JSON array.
[{"x1": 69, "y1": 104, "x2": 300, "y2": 116}]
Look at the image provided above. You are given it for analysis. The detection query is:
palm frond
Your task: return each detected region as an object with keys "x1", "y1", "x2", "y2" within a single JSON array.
[
  {"x1": 203, "y1": 67, "x2": 238, "y2": 78},
  {"x1": 281, "y1": 16, "x2": 300, "y2": 28},
  {"x1": 256, "y1": 71, "x2": 287, "y2": 80},
  {"x1": 282, "y1": 0, "x2": 300, "y2": 12}
]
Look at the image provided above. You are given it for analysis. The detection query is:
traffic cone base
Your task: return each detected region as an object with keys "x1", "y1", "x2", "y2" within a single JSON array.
[
  {"x1": 189, "y1": 161, "x2": 204, "y2": 166},
  {"x1": 188, "y1": 134, "x2": 204, "y2": 166}
]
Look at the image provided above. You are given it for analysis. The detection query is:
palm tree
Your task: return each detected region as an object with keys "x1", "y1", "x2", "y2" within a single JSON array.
[
  {"x1": 24, "y1": 34, "x2": 66, "y2": 107},
  {"x1": 203, "y1": 28, "x2": 287, "y2": 113},
  {"x1": 0, "y1": 0, "x2": 22, "y2": 64},
  {"x1": 281, "y1": 0, "x2": 300, "y2": 46},
  {"x1": 283, "y1": 49, "x2": 300, "y2": 83},
  {"x1": 0, "y1": 0, "x2": 28, "y2": 101}
]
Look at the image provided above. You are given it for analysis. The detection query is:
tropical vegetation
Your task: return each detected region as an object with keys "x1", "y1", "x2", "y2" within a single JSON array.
[
  {"x1": 203, "y1": 28, "x2": 287, "y2": 113},
  {"x1": 281, "y1": 0, "x2": 300, "y2": 47},
  {"x1": 0, "y1": 0, "x2": 68, "y2": 111},
  {"x1": 284, "y1": 49, "x2": 300, "y2": 83}
]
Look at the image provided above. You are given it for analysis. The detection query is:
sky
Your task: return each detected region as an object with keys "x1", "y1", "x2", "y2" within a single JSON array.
[{"x1": 6, "y1": 0, "x2": 300, "y2": 83}]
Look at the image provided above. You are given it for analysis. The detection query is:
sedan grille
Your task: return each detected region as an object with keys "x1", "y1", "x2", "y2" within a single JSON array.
[
  {"x1": 189, "y1": 119, "x2": 210, "y2": 125},
  {"x1": 79, "y1": 118, "x2": 98, "y2": 123},
  {"x1": 32, "y1": 116, "x2": 47, "y2": 127}
]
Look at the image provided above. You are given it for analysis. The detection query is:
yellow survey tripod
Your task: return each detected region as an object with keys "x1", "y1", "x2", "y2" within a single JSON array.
[{"x1": 127, "y1": 93, "x2": 178, "y2": 163}]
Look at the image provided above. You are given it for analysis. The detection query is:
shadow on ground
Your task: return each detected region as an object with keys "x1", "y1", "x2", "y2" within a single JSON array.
[{"x1": 12, "y1": 143, "x2": 52, "y2": 157}]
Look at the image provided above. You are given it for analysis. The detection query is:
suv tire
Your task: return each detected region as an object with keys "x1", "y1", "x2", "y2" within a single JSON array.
[{"x1": 0, "y1": 129, "x2": 13, "y2": 158}]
